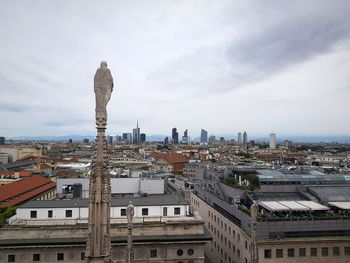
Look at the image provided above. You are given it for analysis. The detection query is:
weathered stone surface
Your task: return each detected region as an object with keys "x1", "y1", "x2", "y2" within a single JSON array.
[
  {"x1": 87, "y1": 62, "x2": 114, "y2": 263},
  {"x1": 94, "y1": 61, "x2": 113, "y2": 128}
]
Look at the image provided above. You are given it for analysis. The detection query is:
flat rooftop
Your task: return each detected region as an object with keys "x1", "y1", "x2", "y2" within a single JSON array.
[
  {"x1": 259, "y1": 200, "x2": 329, "y2": 212},
  {"x1": 20, "y1": 194, "x2": 187, "y2": 208},
  {"x1": 257, "y1": 169, "x2": 350, "y2": 183},
  {"x1": 307, "y1": 186, "x2": 350, "y2": 202}
]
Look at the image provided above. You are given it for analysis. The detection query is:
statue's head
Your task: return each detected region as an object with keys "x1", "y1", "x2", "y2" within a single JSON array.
[{"x1": 100, "y1": 61, "x2": 108, "y2": 68}]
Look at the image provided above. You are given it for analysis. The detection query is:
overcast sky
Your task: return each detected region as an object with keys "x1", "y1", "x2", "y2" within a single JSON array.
[{"x1": 1, "y1": 0, "x2": 350, "y2": 138}]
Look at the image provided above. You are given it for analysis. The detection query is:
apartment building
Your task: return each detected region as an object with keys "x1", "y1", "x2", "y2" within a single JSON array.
[
  {"x1": 0, "y1": 194, "x2": 210, "y2": 263},
  {"x1": 191, "y1": 167, "x2": 350, "y2": 263}
]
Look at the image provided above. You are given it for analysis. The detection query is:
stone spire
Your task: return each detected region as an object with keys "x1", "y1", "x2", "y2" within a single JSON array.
[{"x1": 86, "y1": 61, "x2": 114, "y2": 263}]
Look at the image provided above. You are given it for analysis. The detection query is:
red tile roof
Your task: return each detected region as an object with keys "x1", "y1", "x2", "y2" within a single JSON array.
[
  {"x1": 0, "y1": 182, "x2": 56, "y2": 208},
  {"x1": 18, "y1": 170, "x2": 33, "y2": 177},
  {"x1": 0, "y1": 171, "x2": 15, "y2": 177},
  {"x1": 0, "y1": 176, "x2": 56, "y2": 208},
  {"x1": 149, "y1": 153, "x2": 189, "y2": 164}
]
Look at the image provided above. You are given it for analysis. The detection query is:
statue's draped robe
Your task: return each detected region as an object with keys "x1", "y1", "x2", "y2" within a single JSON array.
[{"x1": 94, "y1": 67, "x2": 113, "y2": 124}]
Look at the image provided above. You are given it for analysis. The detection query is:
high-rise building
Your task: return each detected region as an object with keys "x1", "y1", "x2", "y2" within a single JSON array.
[
  {"x1": 107, "y1": 135, "x2": 113, "y2": 145},
  {"x1": 237, "y1": 132, "x2": 242, "y2": 143},
  {"x1": 115, "y1": 135, "x2": 122, "y2": 143},
  {"x1": 243, "y1": 131, "x2": 248, "y2": 144},
  {"x1": 269, "y1": 132, "x2": 276, "y2": 149},
  {"x1": 0, "y1": 137, "x2": 5, "y2": 145},
  {"x1": 182, "y1": 129, "x2": 189, "y2": 144},
  {"x1": 164, "y1": 137, "x2": 169, "y2": 144},
  {"x1": 208, "y1": 135, "x2": 216, "y2": 145},
  {"x1": 68, "y1": 138, "x2": 73, "y2": 144},
  {"x1": 83, "y1": 138, "x2": 89, "y2": 144},
  {"x1": 200, "y1": 129, "x2": 208, "y2": 143},
  {"x1": 140, "y1": 133, "x2": 146, "y2": 143},
  {"x1": 133, "y1": 121, "x2": 140, "y2": 144},
  {"x1": 172, "y1": 128, "x2": 179, "y2": 144},
  {"x1": 122, "y1": 133, "x2": 132, "y2": 144}
]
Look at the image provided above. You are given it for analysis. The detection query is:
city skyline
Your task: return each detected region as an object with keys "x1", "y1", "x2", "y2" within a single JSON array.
[{"x1": 1, "y1": 1, "x2": 350, "y2": 137}]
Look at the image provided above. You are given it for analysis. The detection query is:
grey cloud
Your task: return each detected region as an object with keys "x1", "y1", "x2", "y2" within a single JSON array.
[
  {"x1": 227, "y1": 8, "x2": 350, "y2": 81},
  {"x1": 44, "y1": 118, "x2": 91, "y2": 127},
  {"x1": 0, "y1": 102, "x2": 28, "y2": 113}
]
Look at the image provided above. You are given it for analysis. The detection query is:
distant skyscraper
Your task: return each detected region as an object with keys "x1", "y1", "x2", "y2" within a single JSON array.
[
  {"x1": 243, "y1": 131, "x2": 248, "y2": 144},
  {"x1": 140, "y1": 133, "x2": 146, "y2": 143},
  {"x1": 68, "y1": 138, "x2": 73, "y2": 144},
  {"x1": 284, "y1": 139, "x2": 292, "y2": 148},
  {"x1": 208, "y1": 135, "x2": 216, "y2": 145},
  {"x1": 269, "y1": 133, "x2": 276, "y2": 149},
  {"x1": 172, "y1": 128, "x2": 179, "y2": 144},
  {"x1": 123, "y1": 133, "x2": 132, "y2": 144},
  {"x1": 237, "y1": 132, "x2": 242, "y2": 143},
  {"x1": 107, "y1": 135, "x2": 113, "y2": 145},
  {"x1": 200, "y1": 129, "x2": 208, "y2": 143},
  {"x1": 115, "y1": 135, "x2": 122, "y2": 143},
  {"x1": 83, "y1": 138, "x2": 89, "y2": 144},
  {"x1": 182, "y1": 129, "x2": 189, "y2": 144},
  {"x1": 164, "y1": 136, "x2": 169, "y2": 144},
  {"x1": 133, "y1": 121, "x2": 140, "y2": 144},
  {"x1": 0, "y1": 137, "x2": 5, "y2": 145}
]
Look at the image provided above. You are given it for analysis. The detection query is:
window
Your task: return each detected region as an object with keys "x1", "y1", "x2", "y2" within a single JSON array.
[
  {"x1": 33, "y1": 254, "x2": 40, "y2": 261},
  {"x1": 121, "y1": 209, "x2": 126, "y2": 216},
  {"x1": 322, "y1": 247, "x2": 328, "y2": 256},
  {"x1": 264, "y1": 249, "x2": 272, "y2": 258},
  {"x1": 333, "y1": 247, "x2": 340, "y2": 256},
  {"x1": 187, "y1": 249, "x2": 194, "y2": 256},
  {"x1": 30, "y1": 210, "x2": 37, "y2": 218},
  {"x1": 237, "y1": 249, "x2": 240, "y2": 257},
  {"x1": 345, "y1": 247, "x2": 350, "y2": 255},
  {"x1": 288, "y1": 248, "x2": 295, "y2": 257},
  {"x1": 150, "y1": 250, "x2": 157, "y2": 257},
  {"x1": 237, "y1": 233, "x2": 240, "y2": 241},
  {"x1": 8, "y1": 255, "x2": 15, "y2": 262},
  {"x1": 142, "y1": 208, "x2": 148, "y2": 216},
  {"x1": 65, "y1": 210, "x2": 72, "y2": 218},
  {"x1": 311, "y1": 248, "x2": 317, "y2": 257},
  {"x1": 245, "y1": 241, "x2": 248, "y2": 250},
  {"x1": 57, "y1": 253, "x2": 64, "y2": 261},
  {"x1": 276, "y1": 249, "x2": 283, "y2": 258},
  {"x1": 80, "y1": 252, "x2": 85, "y2": 260},
  {"x1": 174, "y1": 207, "x2": 181, "y2": 215},
  {"x1": 163, "y1": 207, "x2": 168, "y2": 216},
  {"x1": 177, "y1": 249, "x2": 184, "y2": 256},
  {"x1": 299, "y1": 248, "x2": 306, "y2": 257},
  {"x1": 48, "y1": 210, "x2": 53, "y2": 218}
]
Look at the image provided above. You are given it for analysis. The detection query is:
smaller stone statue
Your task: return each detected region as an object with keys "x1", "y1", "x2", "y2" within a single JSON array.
[
  {"x1": 251, "y1": 201, "x2": 258, "y2": 222},
  {"x1": 126, "y1": 201, "x2": 135, "y2": 225},
  {"x1": 94, "y1": 61, "x2": 114, "y2": 127}
]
